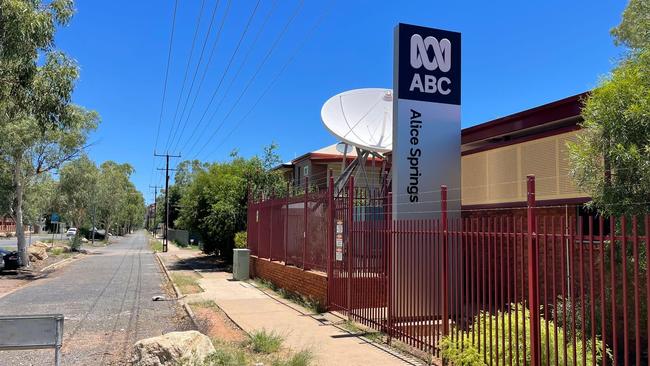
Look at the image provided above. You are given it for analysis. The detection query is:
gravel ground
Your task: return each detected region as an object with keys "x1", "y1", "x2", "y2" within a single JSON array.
[{"x1": 0, "y1": 231, "x2": 186, "y2": 365}]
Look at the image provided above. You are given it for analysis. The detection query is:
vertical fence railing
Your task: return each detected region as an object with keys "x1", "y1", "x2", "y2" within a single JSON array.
[
  {"x1": 326, "y1": 172, "x2": 335, "y2": 307},
  {"x1": 302, "y1": 177, "x2": 308, "y2": 270},
  {"x1": 386, "y1": 191, "x2": 393, "y2": 342},
  {"x1": 527, "y1": 175, "x2": 541, "y2": 366},
  {"x1": 248, "y1": 175, "x2": 649, "y2": 365},
  {"x1": 346, "y1": 176, "x2": 354, "y2": 317},
  {"x1": 441, "y1": 185, "x2": 449, "y2": 339},
  {"x1": 0, "y1": 223, "x2": 16, "y2": 233},
  {"x1": 246, "y1": 179, "x2": 329, "y2": 272}
]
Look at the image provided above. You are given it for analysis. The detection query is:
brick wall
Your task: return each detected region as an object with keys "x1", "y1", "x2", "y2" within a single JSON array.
[{"x1": 250, "y1": 256, "x2": 327, "y2": 306}]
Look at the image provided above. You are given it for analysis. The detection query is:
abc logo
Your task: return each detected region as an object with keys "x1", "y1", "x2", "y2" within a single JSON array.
[
  {"x1": 410, "y1": 34, "x2": 451, "y2": 72},
  {"x1": 408, "y1": 34, "x2": 452, "y2": 95}
]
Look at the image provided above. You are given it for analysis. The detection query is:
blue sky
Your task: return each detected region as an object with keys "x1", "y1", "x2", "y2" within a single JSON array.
[{"x1": 55, "y1": 0, "x2": 627, "y2": 202}]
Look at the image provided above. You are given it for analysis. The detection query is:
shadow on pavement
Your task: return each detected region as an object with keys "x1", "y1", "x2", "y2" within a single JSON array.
[
  {"x1": 166, "y1": 254, "x2": 231, "y2": 273},
  {"x1": 0, "y1": 269, "x2": 49, "y2": 281}
]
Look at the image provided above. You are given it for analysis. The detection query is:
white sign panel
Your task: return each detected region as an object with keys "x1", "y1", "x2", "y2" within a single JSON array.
[
  {"x1": 335, "y1": 220, "x2": 344, "y2": 261},
  {"x1": 392, "y1": 23, "x2": 461, "y2": 219}
]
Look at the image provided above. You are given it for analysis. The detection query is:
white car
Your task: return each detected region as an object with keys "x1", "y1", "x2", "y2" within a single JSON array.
[{"x1": 66, "y1": 227, "x2": 78, "y2": 237}]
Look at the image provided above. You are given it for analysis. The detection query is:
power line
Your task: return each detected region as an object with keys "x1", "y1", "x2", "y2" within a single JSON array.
[
  {"x1": 150, "y1": 0, "x2": 179, "y2": 189},
  {"x1": 162, "y1": 0, "x2": 224, "y2": 153},
  {"x1": 170, "y1": 0, "x2": 265, "y2": 154},
  {"x1": 154, "y1": 0, "x2": 180, "y2": 154},
  {"x1": 178, "y1": 0, "x2": 279, "y2": 154},
  {"x1": 198, "y1": 0, "x2": 335, "y2": 159},
  {"x1": 163, "y1": 0, "x2": 208, "y2": 152},
  {"x1": 164, "y1": 0, "x2": 232, "y2": 154},
  {"x1": 188, "y1": 0, "x2": 306, "y2": 158}
]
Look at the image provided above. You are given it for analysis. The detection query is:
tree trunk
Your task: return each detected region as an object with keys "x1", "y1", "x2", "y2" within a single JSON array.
[{"x1": 12, "y1": 153, "x2": 29, "y2": 267}]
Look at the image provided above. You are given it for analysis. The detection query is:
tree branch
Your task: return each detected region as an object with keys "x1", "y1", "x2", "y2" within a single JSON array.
[{"x1": 36, "y1": 143, "x2": 93, "y2": 174}]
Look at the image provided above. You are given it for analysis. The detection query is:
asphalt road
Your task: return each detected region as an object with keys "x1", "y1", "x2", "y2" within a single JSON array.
[
  {"x1": 0, "y1": 231, "x2": 184, "y2": 365},
  {"x1": 0, "y1": 235, "x2": 53, "y2": 250}
]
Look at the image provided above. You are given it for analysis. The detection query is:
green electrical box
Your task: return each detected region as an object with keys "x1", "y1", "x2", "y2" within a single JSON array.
[{"x1": 232, "y1": 249, "x2": 250, "y2": 281}]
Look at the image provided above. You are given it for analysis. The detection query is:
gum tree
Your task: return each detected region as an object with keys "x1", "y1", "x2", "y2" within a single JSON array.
[
  {"x1": 96, "y1": 161, "x2": 134, "y2": 235},
  {"x1": 0, "y1": 0, "x2": 98, "y2": 265},
  {"x1": 58, "y1": 155, "x2": 99, "y2": 227}
]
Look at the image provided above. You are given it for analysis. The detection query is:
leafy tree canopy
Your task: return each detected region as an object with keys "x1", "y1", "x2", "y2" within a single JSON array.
[
  {"x1": 569, "y1": 1, "x2": 650, "y2": 216},
  {"x1": 171, "y1": 144, "x2": 286, "y2": 256},
  {"x1": 611, "y1": 0, "x2": 650, "y2": 50}
]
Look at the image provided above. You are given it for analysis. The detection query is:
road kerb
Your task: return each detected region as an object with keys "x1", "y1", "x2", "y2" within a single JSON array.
[
  {"x1": 40, "y1": 253, "x2": 82, "y2": 272},
  {"x1": 154, "y1": 252, "x2": 199, "y2": 329}
]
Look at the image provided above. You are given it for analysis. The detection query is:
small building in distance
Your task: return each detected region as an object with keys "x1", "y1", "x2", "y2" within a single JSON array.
[{"x1": 276, "y1": 143, "x2": 386, "y2": 192}]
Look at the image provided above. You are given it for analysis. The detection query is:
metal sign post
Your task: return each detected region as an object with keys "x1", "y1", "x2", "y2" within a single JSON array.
[
  {"x1": 0, "y1": 314, "x2": 64, "y2": 366},
  {"x1": 392, "y1": 23, "x2": 462, "y2": 219},
  {"x1": 50, "y1": 213, "x2": 59, "y2": 245}
]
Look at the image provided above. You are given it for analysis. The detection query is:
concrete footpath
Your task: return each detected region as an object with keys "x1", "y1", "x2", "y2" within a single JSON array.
[{"x1": 159, "y1": 245, "x2": 421, "y2": 366}]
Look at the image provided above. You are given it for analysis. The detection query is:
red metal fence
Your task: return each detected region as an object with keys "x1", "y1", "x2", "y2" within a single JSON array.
[
  {"x1": 247, "y1": 180, "x2": 329, "y2": 272},
  {"x1": 0, "y1": 223, "x2": 16, "y2": 233},
  {"x1": 249, "y1": 175, "x2": 649, "y2": 365}
]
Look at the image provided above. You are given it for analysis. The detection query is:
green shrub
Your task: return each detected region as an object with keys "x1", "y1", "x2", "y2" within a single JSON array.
[
  {"x1": 200, "y1": 342, "x2": 247, "y2": 366},
  {"x1": 272, "y1": 350, "x2": 313, "y2": 366},
  {"x1": 78, "y1": 227, "x2": 91, "y2": 239},
  {"x1": 234, "y1": 231, "x2": 247, "y2": 249},
  {"x1": 70, "y1": 235, "x2": 82, "y2": 251},
  {"x1": 50, "y1": 247, "x2": 64, "y2": 256},
  {"x1": 174, "y1": 239, "x2": 188, "y2": 248},
  {"x1": 248, "y1": 329, "x2": 283, "y2": 354},
  {"x1": 439, "y1": 303, "x2": 611, "y2": 366},
  {"x1": 439, "y1": 337, "x2": 484, "y2": 366},
  {"x1": 150, "y1": 239, "x2": 163, "y2": 252}
]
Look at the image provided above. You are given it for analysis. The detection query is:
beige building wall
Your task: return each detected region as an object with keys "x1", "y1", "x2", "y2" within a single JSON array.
[{"x1": 461, "y1": 130, "x2": 587, "y2": 206}]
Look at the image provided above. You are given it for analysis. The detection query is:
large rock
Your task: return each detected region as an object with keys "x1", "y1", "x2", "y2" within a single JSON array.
[
  {"x1": 31, "y1": 241, "x2": 51, "y2": 249},
  {"x1": 131, "y1": 331, "x2": 215, "y2": 366},
  {"x1": 28, "y1": 245, "x2": 48, "y2": 261}
]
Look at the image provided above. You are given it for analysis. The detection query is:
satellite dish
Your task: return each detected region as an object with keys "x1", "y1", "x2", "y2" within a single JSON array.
[
  {"x1": 335, "y1": 142, "x2": 352, "y2": 154},
  {"x1": 321, "y1": 88, "x2": 393, "y2": 153}
]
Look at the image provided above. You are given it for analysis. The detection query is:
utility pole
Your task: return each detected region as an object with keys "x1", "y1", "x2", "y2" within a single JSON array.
[
  {"x1": 154, "y1": 152, "x2": 180, "y2": 252},
  {"x1": 91, "y1": 194, "x2": 97, "y2": 246},
  {"x1": 149, "y1": 185, "x2": 162, "y2": 234}
]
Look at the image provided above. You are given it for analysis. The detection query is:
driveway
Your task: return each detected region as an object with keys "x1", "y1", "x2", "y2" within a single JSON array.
[{"x1": 0, "y1": 231, "x2": 186, "y2": 365}]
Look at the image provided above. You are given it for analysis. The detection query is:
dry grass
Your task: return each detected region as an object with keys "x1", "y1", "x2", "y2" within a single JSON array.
[
  {"x1": 184, "y1": 301, "x2": 314, "y2": 366},
  {"x1": 248, "y1": 329, "x2": 284, "y2": 354},
  {"x1": 149, "y1": 238, "x2": 163, "y2": 252},
  {"x1": 170, "y1": 272, "x2": 203, "y2": 294}
]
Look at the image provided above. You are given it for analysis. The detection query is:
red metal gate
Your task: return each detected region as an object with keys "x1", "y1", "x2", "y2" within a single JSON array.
[{"x1": 328, "y1": 176, "x2": 391, "y2": 330}]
